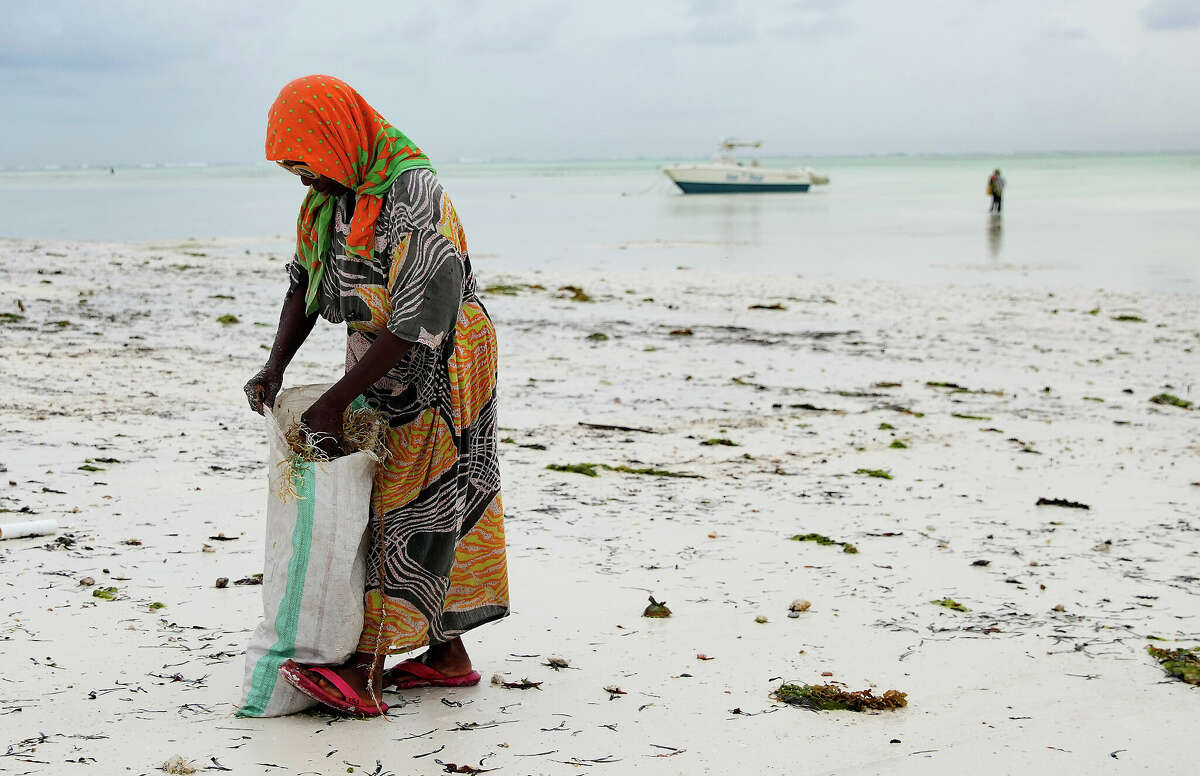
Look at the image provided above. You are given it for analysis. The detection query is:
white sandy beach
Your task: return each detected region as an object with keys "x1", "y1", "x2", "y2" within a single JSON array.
[{"x1": 1, "y1": 236, "x2": 1198, "y2": 775}]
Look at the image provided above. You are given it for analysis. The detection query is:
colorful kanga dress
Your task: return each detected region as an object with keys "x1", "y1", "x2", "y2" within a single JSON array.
[{"x1": 287, "y1": 168, "x2": 509, "y2": 655}]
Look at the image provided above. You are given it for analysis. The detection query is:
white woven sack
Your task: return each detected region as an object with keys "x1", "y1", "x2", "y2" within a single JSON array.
[{"x1": 236, "y1": 384, "x2": 376, "y2": 717}]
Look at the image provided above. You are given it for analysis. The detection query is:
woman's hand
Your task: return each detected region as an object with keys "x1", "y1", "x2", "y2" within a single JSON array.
[
  {"x1": 244, "y1": 366, "x2": 283, "y2": 415},
  {"x1": 299, "y1": 396, "x2": 346, "y2": 458},
  {"x1": 288, "y1": 330, "x2": 410, "y2": 458}
]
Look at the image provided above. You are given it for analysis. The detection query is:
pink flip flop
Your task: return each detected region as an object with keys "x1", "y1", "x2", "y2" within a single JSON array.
[
  {"x1": 278, "y1": 660, "x2": 389, "y2": 717},
  {"x1": 383, "y1": 659, "x2": 482, "y2": 690}
]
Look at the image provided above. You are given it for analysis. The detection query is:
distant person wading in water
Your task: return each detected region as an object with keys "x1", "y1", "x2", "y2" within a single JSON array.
[
  {"x1": 987, "y1": 169, "x2": 1006, "y2": 213},
  {"x1": 244, "y1": 75, "x2": 510, "y2": 716}
]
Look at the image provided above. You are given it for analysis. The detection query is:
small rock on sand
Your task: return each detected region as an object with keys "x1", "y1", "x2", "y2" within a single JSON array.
[
  {"x1": 789, "y1": 599, "x2": 812, "y2": 616},
  {"x1": 159, "y1": 755, "x2": 197, "y2": 774}
]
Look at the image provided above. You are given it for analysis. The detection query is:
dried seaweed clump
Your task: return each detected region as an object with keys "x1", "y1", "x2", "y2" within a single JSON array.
[
  {"x1": 1149, "y1": 393, "x2": 1192, "y2": 410},
  {"x1": 789, "y1": 533, "x2": 858, "y2": 554},
  {"x1": 772, "y1": 682, "x2": 907, "y2": 712},
  {"x1": 546, "y1": 462, "x2": 600, "y2": 477},
  {"x1": 1147, "y1": 645, "x2": 1200, "y2": 685},
  {"x1": 286, "y1": 405, "x2": 388, "y2": 461},
  {"x1": 278, "y1": 406, "x2": 388, "y2": 500},
  {"x1": 545, "y1": 462, "x2": 702, "y2": 479}
]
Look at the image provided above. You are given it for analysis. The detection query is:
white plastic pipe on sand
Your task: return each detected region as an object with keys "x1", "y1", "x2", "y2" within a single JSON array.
[{"x1": 0, "y1": 518, "x2": 58, "y2": 540}]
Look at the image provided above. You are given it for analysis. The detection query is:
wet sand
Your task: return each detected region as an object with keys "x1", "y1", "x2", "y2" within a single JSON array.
[{"x1": 1, "y1": 236, "x2": 1198, "y2": 774}]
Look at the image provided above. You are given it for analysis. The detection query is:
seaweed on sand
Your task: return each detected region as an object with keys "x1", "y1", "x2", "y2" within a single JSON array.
[
  {"x1": 1149, "y1": 393, "x2": 1192, "y2": 409},
  {"x1": 926, "y1": 381, "x2": 1003, "y2": 396},
  {"x1": 1036, "y1": 497, "x2": 1090, "y2": 510},
  {"x1": 700, "y1": 438, "x2": 739, "y2": 446},
  {"x1": 482, "y1": 283, "x2": 544, "y2": 296},
  {"x1": 880, "y1": 404, "x2": 925, "y2": 417},
  {"x1": 491, "y1": 675, "x2": 543, "y2": 690},
  {"x1": 855, "y1": 468, "x2": 893, "y2": 479},
  {"x1": 931, "y1": 598, "x2": 969, "y2": 612},
  {"x1": 772, "y1": 683, "x2": 907, "y2": 712},
  {"x1": 1146, "y1": 645, "x2": 1200, "y2": 685},
  {"x1": 604, "y1": 464, "x2": 702, "y2": 479},
  {"x1": 546, "y1": 463, "x2": 600, "y2": 477},
  {"x1": 558, "y1": 285, "x2": 592, "y2": 302},
  {"x1": 92, "y1": 587, "x2": 119, "y2": 601},
  {"x1": 831, "y1": 389, "x2": 888, "y2": 398},
  {"x1": 546, "y1": 462, "x2": 702, "y2": 479},
  {"x1": 789, "y1": 533, "x2": 858, "y2": 554},
  {"x1": 216, "y1": 314, "x2": 239, "y2": 324},
  {"x1": 780, "y1": 402, "x2": 840, "y2": 412}
]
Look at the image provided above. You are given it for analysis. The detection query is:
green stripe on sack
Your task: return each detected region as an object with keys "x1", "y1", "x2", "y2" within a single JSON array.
[{"x1": 237, "y1": 462, "x2": 316, "y2": 717}]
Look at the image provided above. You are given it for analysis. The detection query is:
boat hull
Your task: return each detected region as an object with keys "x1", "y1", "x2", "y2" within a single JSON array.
[
  {"x1": 663, "y1": 164, "x2": 816, "y2": 194},
  {"x1": 673, "y1": 180, "x2": 811, "y2": 194}
]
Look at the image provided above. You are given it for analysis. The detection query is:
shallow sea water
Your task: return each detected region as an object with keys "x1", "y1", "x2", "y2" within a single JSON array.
[{"x1": 1, "y1": 153, "x2": 1197, "y2": 293}]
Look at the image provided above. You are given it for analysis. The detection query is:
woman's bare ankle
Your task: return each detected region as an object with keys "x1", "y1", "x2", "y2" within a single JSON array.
[
  {"x1": 424, "y1": 638, "x2": 472, "y2": 675},
  {"x1": 352, "y1": 651, "x2": 385, "y2": 686}
]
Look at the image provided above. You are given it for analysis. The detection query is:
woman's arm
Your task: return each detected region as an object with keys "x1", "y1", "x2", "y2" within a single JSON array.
[
  {"x1": 244, "y1": 277, "x2": 319, "y2": 414},
  {"x1": 299, "y1": 331, "x2": 413, "y2": 455},
  {"x1": 266, "y1": 277, "x2": 319, "y2": 376}
]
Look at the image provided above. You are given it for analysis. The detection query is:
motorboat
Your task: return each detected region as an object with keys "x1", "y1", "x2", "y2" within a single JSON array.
[{"x1": 663, "y1": 139, "x2": 829, "y2": 194}]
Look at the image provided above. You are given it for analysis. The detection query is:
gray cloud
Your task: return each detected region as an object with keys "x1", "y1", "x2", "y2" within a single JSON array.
[
  {"x1": 0, "y1": 2, "x2": 240, "y2": 70},
  {"x1": 1044, "y1": 24, "x2": 1090, "y2": 41},
  {"x1": 1142, "y1": 0, "x2": 1200, "y2": 30},
  {"x1": 1, "y1": 0, "x2": 1198, "y2": 168}
]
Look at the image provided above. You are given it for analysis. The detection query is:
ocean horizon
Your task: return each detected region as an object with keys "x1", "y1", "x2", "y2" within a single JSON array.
[
  {"x1": 2, "y1": 152, "x2": 1198, "y2": 294},
  {"x1": 4, "y1": 147, "x2": 1198, "y2": 172}
]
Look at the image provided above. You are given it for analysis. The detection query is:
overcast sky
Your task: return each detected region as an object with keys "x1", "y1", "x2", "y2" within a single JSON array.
[{"x1": 2, "y1": 0, "x2": 1199, "y2": 167}]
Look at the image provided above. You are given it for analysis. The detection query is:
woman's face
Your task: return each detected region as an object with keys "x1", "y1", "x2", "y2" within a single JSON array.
[{"x1": 277, "y1": 160, "x2": 350, "y2": 196}]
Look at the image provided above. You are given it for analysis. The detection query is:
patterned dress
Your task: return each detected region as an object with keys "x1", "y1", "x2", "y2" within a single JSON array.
[{"x1": 287, "y1": 169, "x2": 509, "y2": 655}]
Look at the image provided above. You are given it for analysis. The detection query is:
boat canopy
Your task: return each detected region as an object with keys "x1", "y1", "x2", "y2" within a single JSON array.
[{"x1": 719, "y1": 138, "x2": 763, "y2": 151}]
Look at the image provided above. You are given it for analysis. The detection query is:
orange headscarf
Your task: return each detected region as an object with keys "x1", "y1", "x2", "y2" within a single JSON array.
[{"x1": 265, "y1": 75, "x2": 433, "y2": 314}]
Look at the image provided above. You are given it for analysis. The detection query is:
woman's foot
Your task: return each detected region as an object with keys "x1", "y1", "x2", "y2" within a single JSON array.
[
  {"x1": 383, "y1": 637, "x2": 480, "y2": 688},
  {"x1": 419, "y1": 637, "x2": 474, "y2": 676},
  {"x1": 280, "y1": 652, "x2": 387, "y2": 715}
]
